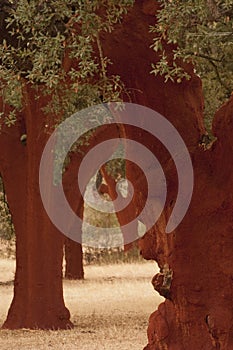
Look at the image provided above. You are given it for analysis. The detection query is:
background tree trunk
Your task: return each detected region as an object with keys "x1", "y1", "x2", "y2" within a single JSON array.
[
  {"x1": 61, "y1": 124, "x2": 121, "y2": 278},
  {"x1": 62, "y1": 156, "x2": 85, "y2": 280},
  {"x1": 64, "y1": 238, "x2": 84, "y2": 280}
]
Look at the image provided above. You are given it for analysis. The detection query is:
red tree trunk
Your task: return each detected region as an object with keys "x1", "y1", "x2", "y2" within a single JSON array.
[
  {"x1": 0, "y1": 88, "x2": 72, "y2": 329},
  {"x1": 0, "y1": 83, "x2": 121, "y2": 329},
  {"x1": 141, "y1": 98, "x2": 233, "y2": 349},
  {"x1": 62, "y1": 155, "x2": 85, "y2": 280},
  {"x1": 61, "y1": 124, "x2": 121, "y2": 276},
  {"x1": 64, "y1": 238, "x2": 84, "y2": 280},
  {"x1": 100, "y1": 2, "x2": 233, "y2": 349}
]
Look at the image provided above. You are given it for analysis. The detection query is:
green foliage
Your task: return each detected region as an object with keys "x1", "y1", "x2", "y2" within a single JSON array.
[
  {"x1": 0, "y1": 177, "x2": 15, "y2": 241},
  {"x1": 0, "y1": 1, "x2": 134, "y2": 184},
  {"x1": 150, "y1": 0, "x2": 233, "y2": 130},
  {"x1": 105, "y1": 141, "x2": 126, "y2": 180},
  {"x1": 84, "y1": 201, "x2": 120, "y2": 229},
  {"x1": 0, "y1": 0, "x2": 134, "y2": 122},
  {"x1": 83, "y1": 246, "x2": 143, "y2": 265},
  {"x1": 105, "y1": 158, "x2": 126, "y2": 180}
]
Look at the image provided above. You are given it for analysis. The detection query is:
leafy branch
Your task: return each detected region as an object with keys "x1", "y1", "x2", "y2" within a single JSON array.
[
  {"x1": 150, "y1": 0, "x2": 233, "y2": 131},
  {"x1": 0, "y1": 0, "x2": 135, "y2": 125}
]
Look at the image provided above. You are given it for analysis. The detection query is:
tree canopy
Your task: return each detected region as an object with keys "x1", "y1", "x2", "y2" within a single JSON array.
[
  {"x1": 1, "y1": 1, "x2": 232, "y2": 132},
  {"x1": 150, "y1": 0, "x2": 233, "y2": 130},
  {"x1": 0, "y1": 0, "x2": 134, "y2": 126}
]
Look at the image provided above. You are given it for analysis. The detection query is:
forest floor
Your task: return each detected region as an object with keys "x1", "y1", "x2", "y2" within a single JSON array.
[{"x1": 0, "y1": 257, "x2": 163, "y2": 350}]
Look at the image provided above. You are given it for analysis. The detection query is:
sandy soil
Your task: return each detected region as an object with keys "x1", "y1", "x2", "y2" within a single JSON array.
[{"x1": 0, "y1": 259, "x2": 163, "y2": 349}]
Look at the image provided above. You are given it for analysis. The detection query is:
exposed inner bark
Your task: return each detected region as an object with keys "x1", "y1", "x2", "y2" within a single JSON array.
[
  {"x1": 0, "y1": 87, "x2": 72, "y2": 330},
  {"x1": 141, "y1": 98, "x2": 233, "y2": 350},
  {"x1": 100, "y1": 1, "x2": 233, "y2": 349},
  {"x1": 0, "y1": 83, "x2": 121, "y2": 329}
]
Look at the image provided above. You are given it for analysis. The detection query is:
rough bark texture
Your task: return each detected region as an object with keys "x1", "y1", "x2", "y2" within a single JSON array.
[
  {"x1": 0, "y1": 87, "x2": 72, "y2": 330},
  {"x1": 139, "y1": 96, "x2": 233, "y2": 350},
  {"x1": 100, "y1": 1, "x2": 233, "y2": 349}
]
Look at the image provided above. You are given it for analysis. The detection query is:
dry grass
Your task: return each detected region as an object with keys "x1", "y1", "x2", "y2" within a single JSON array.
[{"x1": 0, "y1": 258, "x2": 164, "y2": 349}]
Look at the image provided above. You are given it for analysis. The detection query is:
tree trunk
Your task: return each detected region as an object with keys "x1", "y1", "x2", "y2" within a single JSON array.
[
  {"x1": 0, "y1": 88, "x2": 72, "y2": 329},
  {"x1": 62, "y1": 155, "x2": 85, "y2": 280},
  {"x1": 61, "y1": 124, "x2": 121, "y2": 277},
  {"x1": 100, "y1": 2, "x2": 233, "y2": 348},
  {"x1": 0, "y1": 82, "x2": 121, "y2": 329},
  {"x1": 140, "y1": 98, "x2": 233, "y2": 350},
  {"x1": 64, "y1": 238, "x2": 84, "y2": 280}
]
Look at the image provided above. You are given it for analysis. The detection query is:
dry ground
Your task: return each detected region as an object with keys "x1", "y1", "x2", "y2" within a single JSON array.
[{"x1": 0, "y1": 258, "x2": 163, "y2": 349}]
